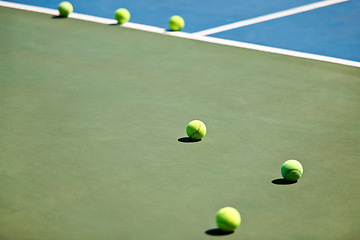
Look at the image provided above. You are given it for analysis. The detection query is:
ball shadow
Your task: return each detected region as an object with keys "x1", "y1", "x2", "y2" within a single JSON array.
[
  {"x1": 271, "y1": 178, "x2": 297, "y2": 185},
  {"x1": 166, "y1": 28, "x2": 183, "y2": 32},
  {"x1": 177, "y1": 137, "x2": 201, "y2": 143},
  {"x1": 52, "y1": 15, "x2": 66, "y2": 19},
  {"x1": 205, "y1": 228, "x2": 234, "y2": 236}
]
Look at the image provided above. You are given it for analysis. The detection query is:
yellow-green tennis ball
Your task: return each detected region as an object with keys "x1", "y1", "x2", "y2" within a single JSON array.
[
  {"x1": 186, "y1": 120, "x2": 206, "y2": 140},
  {"x1": 281, "y1": 159, "x2": 303, "y2": 181},
  {"x1": 58, "y1": 1, "x2": 73, "y2": 17},
  {"x1": 114, "y1": 8, "x2": 131, "y2": 24},
  {"x1": 216, "y1": 207, "x2": 241, "y2": 232},
  {"x1": 169, "y1": 15, "x2": 185, "y2": 31}
]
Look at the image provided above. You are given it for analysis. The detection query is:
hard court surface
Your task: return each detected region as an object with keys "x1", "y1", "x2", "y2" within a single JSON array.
[{"x1": 1, "y1": 6, "x2": 360, "y2": 240}]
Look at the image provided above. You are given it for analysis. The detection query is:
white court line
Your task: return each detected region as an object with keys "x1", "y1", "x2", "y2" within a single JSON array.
[
  {"x1": 0, "y1": 1, "x2": 166, "y2": 33},
  {"x1": 194, "y1": 0, "x2": 349, "y2": 36},
  {"x1": 168, "y1": 31, "x2": 360, "y2": 67},
  {"x1": 0, "y1": 0, "x2": 58, "y2": 15},
  {"x1": 1, "y1": 0, "x2": 359, "y2": 68}
]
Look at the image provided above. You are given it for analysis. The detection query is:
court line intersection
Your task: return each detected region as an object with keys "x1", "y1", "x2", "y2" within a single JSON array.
[
  {"x1": 1, "y1": 0, "x2": 359, "y2": 68},
  {"x1": 194, "y1": 0, "x2": 349, "y2": 36}
]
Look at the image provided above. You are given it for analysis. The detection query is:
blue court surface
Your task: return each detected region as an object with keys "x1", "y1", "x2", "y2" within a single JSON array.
[{"x1": 3, "y1": 0, "x2": 360, "y2": 62}]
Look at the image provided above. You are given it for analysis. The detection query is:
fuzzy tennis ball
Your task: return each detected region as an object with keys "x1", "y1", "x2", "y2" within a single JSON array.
[
  {"x1": 58, "y1": 1, "x2": 73, "y2": 17},
  {"x1": 114, "y1": 8, "x2": 131, "y2": 24},
  {"x1": 281, "y1": 159, "x2": 303, "y2": 181},
  {"x1": 169, "y1": 15, "x2": 185, "y2": 31},
  {"x1": 186, "y1": 120, "x2": 206, "y2": 140},
  {"x1": 216, "y1": 207, "x2": 241, "y2": 232}
]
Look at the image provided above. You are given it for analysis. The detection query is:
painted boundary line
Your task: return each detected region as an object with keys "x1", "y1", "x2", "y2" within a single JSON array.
[
  {"x1": 169, "y1": 31, "x2": 360, "y2": 68},
  {"x1": 0, "y1": 1, "x2": 166, "y2": 33},
  {"x1": 194, "y1": 0, "x2": 349, "y2": 36},
  {"x1": 1, "y1": 1, "x2": 359, "y2": 68}
]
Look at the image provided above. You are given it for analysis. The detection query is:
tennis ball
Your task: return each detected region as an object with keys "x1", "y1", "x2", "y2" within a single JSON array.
[
  {"x1": 281, "y1": 159, "x2": 303, "y2": 181},
  {"x1": 58, "y1": 1, "x2": 73, "y2": 17},
  {"x1": 114, "y1": 8, "x2": 131, "y2": 24},
  {"x1": 169, "y1": 15, "x2": 185, "y2": 31},
  {"x1": 186, "y1": 120, "x2": 206, "y2": 140},
  {"x1": 216, "y1": 207, "x2": 241, "y2": 232}
]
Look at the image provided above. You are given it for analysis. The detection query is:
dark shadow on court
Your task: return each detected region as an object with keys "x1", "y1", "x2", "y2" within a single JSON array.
[
  {"x1": 272, "y1": 178, "x2": 297, "y2": 185},
  {"x1": 205, "y1": 228, "x2": 233, "y2": 236},
  {"x1": 166, "y1": 29, "x2": 184, "y2": 33},
  {"x1": 52, "y1": 16, "x2": 66, "y2": 19},
  {"x1": 178, "y1": 137, "x2": 201, "y2": 143},
  {"x1": 109, "y1": 23, "x2": 120, "y2": 26}
]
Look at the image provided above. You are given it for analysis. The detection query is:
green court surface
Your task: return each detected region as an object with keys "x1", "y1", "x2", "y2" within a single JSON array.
[{"x1": 1, "y1": 6, "x2": 360, "y2": 240}]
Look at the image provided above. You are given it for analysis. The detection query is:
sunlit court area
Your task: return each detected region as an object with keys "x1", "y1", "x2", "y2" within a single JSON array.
[{"x1": 1, "y1": 1, "x2": 359, "y2": 239}]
